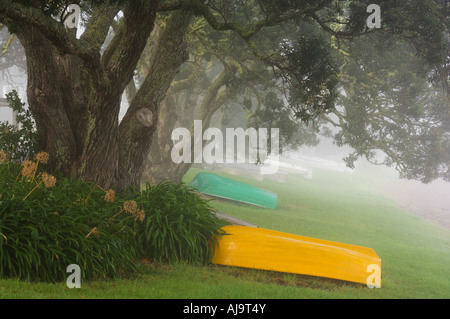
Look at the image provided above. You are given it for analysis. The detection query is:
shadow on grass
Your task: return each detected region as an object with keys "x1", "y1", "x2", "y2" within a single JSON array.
[{"x1": 210, "y1": 264, "x2": 362, "y2": 291}]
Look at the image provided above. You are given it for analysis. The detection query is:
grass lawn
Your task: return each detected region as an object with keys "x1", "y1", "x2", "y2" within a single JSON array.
[{"x1": 1, "y1": 167, "x2": 449, "y2": 299}]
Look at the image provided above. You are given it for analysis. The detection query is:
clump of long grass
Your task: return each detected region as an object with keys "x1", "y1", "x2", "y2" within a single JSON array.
[{"x1": 135, "y1": 181, "x2": 228, "y2": 264}]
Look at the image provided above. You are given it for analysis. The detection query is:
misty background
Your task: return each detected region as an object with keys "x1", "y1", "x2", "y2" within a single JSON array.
[{"x1": 0, "y1": 25, "x2": 449, "y2": 231}]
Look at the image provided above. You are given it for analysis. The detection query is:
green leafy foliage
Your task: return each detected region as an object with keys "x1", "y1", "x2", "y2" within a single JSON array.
[
  {"x1": 334, "y1": 36, "x2": 450, "y2": 183},
  {"x1": 285, "y1": 35, "x2": 339, "y2": 123},
  {"x1": 247, "y1": 90, "x2": 320, "y2": 158},
  {"x1": 135, "y1": 181, "x2": 228, "y2": 264},
  {"x1": 0, "y1": 90, "x2": 39, "y2": 163},
  {"x1": 344, "y1": 0, "x2": 445, "y2": 64}
]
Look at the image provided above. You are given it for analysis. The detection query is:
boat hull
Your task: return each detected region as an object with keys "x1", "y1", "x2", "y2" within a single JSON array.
[
  {"x1": 211, "y1": 225, "x2": 381, "y2": 287},
  {"x1": 190, "y1": 173, "x2": 278, "y2": 209}
]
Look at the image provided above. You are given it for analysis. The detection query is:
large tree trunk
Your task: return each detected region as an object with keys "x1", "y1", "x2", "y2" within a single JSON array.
[
  {"x1": 144, "y1": 94, "x2": 191, "y2": 184},
  {"x1": 9, "y1": 2, "x2": 191, "y2": 191},
  {"x1": 117, "y1": 11, "x2": 191, "y2": 189}
]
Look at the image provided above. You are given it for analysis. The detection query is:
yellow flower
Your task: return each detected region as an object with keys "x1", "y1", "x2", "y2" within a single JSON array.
[
  {"x1": 85, "y1": 227, "x2": 99, "y2": 238},
  {"x1": 42, "y1": 172, "x2": 56, "y2": 188},
  {"x1": 21, "y1": 160, "x2": 36, "y2": 178},
  {"x1": 135, "y1": 210, "x2": 146, "y2": 222},
  {"x1": 104, "y1": 189, "x2": 115, "y2": 203},
  {"x1": 124, "y1": 200, "x2": 138, "y2": 214},
  {"x1": 34, "y1": 152, "x2": 50, "y2": 164},
  {"x1": 0, "y1": 150, "x2": 7, "y2": 163}
]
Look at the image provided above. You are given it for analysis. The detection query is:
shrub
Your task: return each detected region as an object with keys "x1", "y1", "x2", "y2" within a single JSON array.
[
  {"x1": 0, "y1": 150, "x2": 228, "y2": 282},
  {"x1": 135, "y1": 181, "x2": 228, "y2": 264},
  {"x1": 0, "y1": 90, "x2": 39, "y2": 163},
  {"x1": 0, "y1": 154, "x2": 141, "y2": 282}
]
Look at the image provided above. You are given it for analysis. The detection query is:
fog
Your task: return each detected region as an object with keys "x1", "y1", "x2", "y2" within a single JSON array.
[
  {"x1": 1, "y1": 78, "x2": 449, "y2": 230},
  {"x1": 285, "y1": 136, "x2": 450, "y2": 230}
]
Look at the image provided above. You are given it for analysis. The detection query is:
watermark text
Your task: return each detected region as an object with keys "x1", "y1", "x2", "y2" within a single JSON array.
[{"x1": 171, "y1": 120, "x2": 279, "y2": 174}]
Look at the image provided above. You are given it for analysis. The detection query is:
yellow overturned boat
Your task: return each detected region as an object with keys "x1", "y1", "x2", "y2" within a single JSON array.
[{"x1": 211, "y1": 225, "x2": 381, "y2": 287}]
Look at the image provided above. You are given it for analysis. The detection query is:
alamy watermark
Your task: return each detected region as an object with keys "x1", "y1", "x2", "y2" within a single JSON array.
[
  {"x1": 63, "y1": 4, "x2": 81, "y2": 29},
  {"x1": 366, "y1": 264, "x2": 381, "y2": 288},
  {"x1": 367, "y1": 4, "x2": 381, "y2": 29},
  {"x1": 171, "y1": 120, "x2": 280, "y2": 174},
  {"x1": 66, "y1": 264, "x2": 81, "y2": 288}
]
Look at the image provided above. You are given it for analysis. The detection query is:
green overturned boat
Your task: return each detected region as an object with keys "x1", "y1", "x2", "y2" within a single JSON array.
[{"x1": 189, "y1": 172, "x2": 278, "y2": 209}]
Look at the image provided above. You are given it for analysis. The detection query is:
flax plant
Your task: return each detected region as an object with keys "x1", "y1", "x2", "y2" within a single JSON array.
[
  {"x1": 0, "y1": 151, "x2": 140, "y2": 282},
  {"x1": 1, "y1": 150, "x2": 227, "y2": 283},
  {"x1": 135, "y1": 181, "x2": 228, "y2": 264}
]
